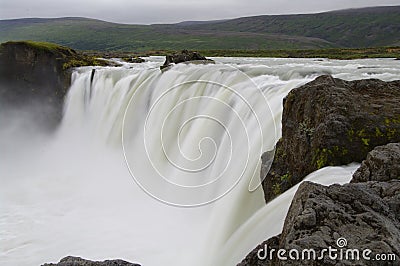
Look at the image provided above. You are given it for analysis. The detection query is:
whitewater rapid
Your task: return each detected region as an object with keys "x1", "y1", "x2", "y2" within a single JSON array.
[{"x1": 1, "y1": 57, "x2": 399, "y2": 266}]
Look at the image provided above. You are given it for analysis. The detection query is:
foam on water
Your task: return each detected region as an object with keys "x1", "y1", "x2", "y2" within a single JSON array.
[{"x1": 1, "y1": 57, "x2": 399, "y2": 266}]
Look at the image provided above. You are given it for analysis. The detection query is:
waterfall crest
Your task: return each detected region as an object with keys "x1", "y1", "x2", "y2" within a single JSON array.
[{"x1": 2, "y1": 57, "x2": 399, "y2": 265}]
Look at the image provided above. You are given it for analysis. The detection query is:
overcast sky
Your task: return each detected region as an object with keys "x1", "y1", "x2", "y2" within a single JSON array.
[{"x1": 0, "y1": 0, "x2": 399, "y2": 24}]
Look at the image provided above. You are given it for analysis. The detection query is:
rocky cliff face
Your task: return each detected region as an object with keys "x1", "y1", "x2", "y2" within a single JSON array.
[
  {"x1": 262, "y1": 75, "x2": 400, "y2": 203},
  {"x1": 240, "y1": 143, "x2": 400, "y2": 266},
  {"x1": 0, "y1": 41, "x2": 107, "y2": 128}
]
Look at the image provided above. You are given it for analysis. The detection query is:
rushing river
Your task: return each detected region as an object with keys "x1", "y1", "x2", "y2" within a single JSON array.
[{"x1": 1, "y1": 57, "x2": 399, "y2": 266}]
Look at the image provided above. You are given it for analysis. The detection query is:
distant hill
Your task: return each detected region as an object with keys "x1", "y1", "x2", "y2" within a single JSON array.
[{"x1": 0, "y1": 6, "x2": 399, "y2": 51}]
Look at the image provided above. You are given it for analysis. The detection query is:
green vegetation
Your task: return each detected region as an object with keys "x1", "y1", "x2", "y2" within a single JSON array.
[
  {"x1": 84, "y1": 47, "x2": 400, "y2": 60},
  {"x1": 280, "y1": 173, "x2": 291, "y2": 182},
  {"x1": 383, "y1": 117, "x2": 400, "y2": 139},
  {"x1": 185, "y1": 6, "x2": 400, "y2": 48},
  {"x1": 0, "y1": 18, "x2": 333, "y2": 52},
  {"x1": 61, "y1": 57, "x2": 108, "y2": 70},
  {"x1": 199, "y1": 47, "x2": 400, "y2": 59},
  {"x1": 1, "y1": 41, "x2": 109, "y2": 69},
  {"x1": 313, "y1": 146, "x2": 349, "y2": 170},
  {"x1": 272, "y1": 183, "x2": 281, "y2": 196},
  {"x1": 12, "y1": 40, "x2": 74, "y2": 54},
  {"x1": 0, "y1": 6, "x2": 399, "y2": 52},
  {"x1": 347, "y1": 116, "x2": 400, "y2": 148},
  {"x1": 299, "y1": 119, "x2": 315, "y2": 138}
]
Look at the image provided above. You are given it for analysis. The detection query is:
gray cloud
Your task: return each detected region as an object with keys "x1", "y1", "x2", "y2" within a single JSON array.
[{"x1": 0, "y1": 0, "x2": 399, "y2": 24}]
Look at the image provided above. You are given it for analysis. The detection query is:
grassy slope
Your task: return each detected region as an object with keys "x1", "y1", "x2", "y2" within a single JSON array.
[
  {"x1": 183, "y1": 6, "x2": 400, "y2": 48},
  {"x1": 0, "y1": 6, "x2": 399, "y2": 52},
  {"x1": 0, "y1": 18, "x2": 335, "y2": 51}
]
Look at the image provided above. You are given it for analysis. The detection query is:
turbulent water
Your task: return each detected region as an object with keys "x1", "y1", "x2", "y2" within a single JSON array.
[{"x1": 1, "y1": 57, "x2": 399, "y2": 266}]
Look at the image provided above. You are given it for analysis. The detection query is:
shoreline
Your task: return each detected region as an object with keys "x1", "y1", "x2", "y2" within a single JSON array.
[{"x1": 82, "y1": 46, "x2": 400, "y2": 60}]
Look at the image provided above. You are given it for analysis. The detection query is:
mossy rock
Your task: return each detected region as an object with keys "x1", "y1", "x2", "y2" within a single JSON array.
[{"x1": 261, "y1": 75, "x2": 400, "y2": 203}]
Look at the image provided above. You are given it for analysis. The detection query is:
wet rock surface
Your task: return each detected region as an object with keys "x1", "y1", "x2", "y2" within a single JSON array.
[
  {"x1": 262, "y1": 75, "x2": 400, "y2": 203},
  {"x1": 161, "y1": 49, "x2": 214, "y2": 69},
  {"x1": 241, "y1": 142, "x2": 400, "y2": 265},
  {"x1": 122, "y1": 57, "x2": 145, "y2": 63}
]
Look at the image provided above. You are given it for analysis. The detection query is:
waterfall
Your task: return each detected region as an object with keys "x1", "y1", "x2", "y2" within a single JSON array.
[
  {"x1": 58, "y1": 63, "x2": 284, "y2": 265},
  {"x1": 1, "y1": 57, "x2": 399, "y2": 266}
]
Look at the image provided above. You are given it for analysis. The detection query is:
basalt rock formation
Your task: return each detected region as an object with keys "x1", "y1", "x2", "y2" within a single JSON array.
[
  {"x1": 122, "y1": 56, "x2": 145, "y2": 63},
  {"x1": 160, "y1": 49, "x2": 214, "y2": 69},
  {"x1": 352, "y1": 142, "x2": 400, "y2": 182},
  {"x1": 262, "y1": 75, "x2": 400, "y2": 203},
  {"x1": 42, "y1": 256, "x2": 141, "y2": 266},
  {"x1": 240, "y1": 143, "x2": 400, "y2": 266},
  {"x1": 240, "y1": 180, "x2": 400, "y2": 266}
]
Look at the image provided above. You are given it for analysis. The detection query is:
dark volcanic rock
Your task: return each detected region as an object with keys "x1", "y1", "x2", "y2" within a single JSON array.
[
  {"x1": 122, "y1": 57, "x2": 145, "y2": 63},
  {"x1": 0, "y1": 41, "x2": 108, "y2": 128},
  {"x1": 161, "y1": 49, "x2": 214, "y2": 69},
  {"x1": 262, "y1": 75, "x2": 400, "y2": 203},
  {"x1": 237, "y1": 236, "x2": 280, "y2": 266},
  {"x1": 282, "y1": 181, "x2": 400, "y2": 265},
  {"x1": 42, "y1": 256, "x2": 141, "y2": 266},
  {"x1": 240, "y1": 142, "x2": 400, "y2": 266},
  {"x1": 239, "y1": 181, "x2": 400, "y2": 266},
  {"x1": 352, "y1": 143, "x2": 400, "y2": 183}
]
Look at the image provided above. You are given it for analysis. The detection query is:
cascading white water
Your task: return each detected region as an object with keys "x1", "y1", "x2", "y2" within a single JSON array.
[{"x1": 1, "y1": 57, "x2": 399, "y2": 266}]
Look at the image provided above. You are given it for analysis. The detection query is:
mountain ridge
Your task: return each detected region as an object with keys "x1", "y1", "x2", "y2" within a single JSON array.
[{"x1": 1, "y1": 5, "x2": 399, "y2": 51}]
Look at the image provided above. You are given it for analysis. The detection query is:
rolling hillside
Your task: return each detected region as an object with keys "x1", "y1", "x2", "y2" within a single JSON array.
[
  {"x1": 182, "y1": 6, "x2": 400, "y2": 48},
  {"x1": 0, "y1": 6, "x2": 399, "y2": 51}
]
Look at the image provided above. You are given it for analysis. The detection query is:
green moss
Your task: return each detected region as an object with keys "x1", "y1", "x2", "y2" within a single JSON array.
[
  {"x1": 387, "y1": 128, "x2": 397, "y2": 139},
  {"x1": 384, "y1": 116, "x2": 400, "y2": 126},
  {"x1": 7, "y1": 40, "x2": 75, "y2": 56},
  {"x1": 382, "y1": 117, "x2": 400, "y2": 140},
  {"x1": 4, "y1": 41, "x2": 109, "y2": 70},
  {"x1": 62, "y1": 57, "x2": 107, "y2": 70},
  {"x1": 280, "y1": 173, "x2": 291, "y2": 182},
  {"x1": 25, "y1": 41, "x2": 68, "y2": 51},
  {"x1": 375, "y1": 127, "x2": 384, "y2": 137},
  {"x1": 299, "y1": 119, "x2": 315, "y2": 138},
  {"x1": 314, "y1": 148, "x2": 329, "y2": 169},
  {"x1": 348, "y1": 128, "x2": 355, "y2": 141},
  {"x1": 357, "y1": 128, "x2": 367, "y2": 138},
  {"x1": 313, "y1": 146, "x2": 349, "y2": 170},
  {"x1": 361, "y1": 138, "x2": 370, "y2": 146},
  {"x1": 274, "y1": 141, "x2": 286, "y2": 160},
  {"x1": 272, "y1": 183, "x2": 281, "y2": 196}
]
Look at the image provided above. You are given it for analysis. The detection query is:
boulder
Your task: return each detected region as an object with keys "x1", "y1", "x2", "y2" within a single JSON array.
[
  {"x1": 286, "y1": 181, "x2": 399, "y2": 266},
  {"x1": 352, "y1": 143, "x2": 400, "y2": 182},
  {"x1": 262, "y1": 75, "x2": 400, "y2": 203},
  {"x1": 160, "y1": 49, "x2": 214, "y2": 69},
  {"x1": 240, "y1": 142, "x2": 400, "y2": 266},
  {"x1": 239, "y1": 180, "x2": 400, "y2": 266},
  {"x1": 42, "y1": 256, "x2": 141, "y2": 266},
  {"x1": 122, "y1": 57, "x2": 145, "y2": 63}
]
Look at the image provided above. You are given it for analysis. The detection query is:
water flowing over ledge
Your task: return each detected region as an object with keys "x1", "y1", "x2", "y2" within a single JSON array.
[{"x1": 1, "y1": 57, "x2": 399, "y2": 266}]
